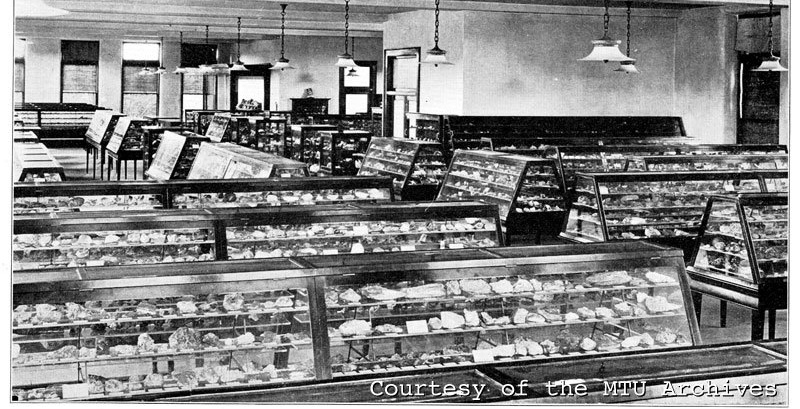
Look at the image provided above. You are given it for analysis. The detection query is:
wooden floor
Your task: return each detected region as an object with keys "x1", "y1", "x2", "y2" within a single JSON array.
[{"x1": 41, "y1": 147, "x2": 792, "y2": 345}]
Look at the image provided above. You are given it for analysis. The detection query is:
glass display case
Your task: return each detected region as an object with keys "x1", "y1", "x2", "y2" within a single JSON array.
[
  {"x1": 184, "y1": 110, "x2": 226, "y2": 135},
  {"x1": 12, "y1": 241, "x2": 701, "y2": 401},
  {"x1": 287, "y1": 124, "x2": 337, "y2": 164},
  {"x1": 256, "y1": 117, "x2": 289, "y2": 155},
  {"x1": 626, "y1": 154, "x2": 789, "y2": 172},
  {"x1": 406, "y1": 113, "x2": 445, "y2": 141},
  {"x1": 145, "y1": 131, "x2": 210, "y2": 180},
  {"x1": 358, "y1": 138, "x2": 447, "y2": 201},
  {"x1": 561, "y1": 170, "x2": 787, "y2": 259},
  {"x1": 231, "y1": 116, "x2": 264, "y2": 148},
  {"x1": 13, "y1": 177, "x2": 394, "y2": 214},
  {"x1": 141, "y1": 126, "x2": 193, "y2": 174},
  {"x1": 83, "y1": 111, "x2": 125, "y2": 179},
  {"x1": 316, "y1": 130, "x2": 372, "y2": 176},
  {"x1": 13, "y1": 143, "x2": 66, "y2": 183},
  {"x1": 204, "y1": 113, "x2": 233, "y2": 143},
  {"x1": 437, "y1": 150, "x2": 566, "y2": 242},
  {"x1": 218, "y1": 201, "x2": 502, "y2": 260},
  {"x1": 12, "y1": 210, "x2": 219, "y2": 271},
  {"x1": 687, "y1": 193, "x2": 787, "y2": 340},
  {"x1": 187, "y1": 143, "x2": 309, "y2": 180}
]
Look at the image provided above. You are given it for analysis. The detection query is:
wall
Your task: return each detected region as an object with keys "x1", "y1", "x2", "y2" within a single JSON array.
[
  {"x1": 98, "y1": 39, "x2": 122, "y2": 111},
  {"x1": 159, "y1": 40, "x2": 181, "y2": 117},
  {"x1": 240, "y1": 36, "x2": 384, "y2": 114},
  {"x1": 675, "y1": 8, "x2": 738, "y2": 144},
  {"x1": 779, "y1": 7, "x2": 789, "y2": 145},
  {"x1": 24, "y1": 38, "x2": 61, "y2": 102},
  {"x1": 462, "y1": 11, "x2": 677, "y2": 117}
]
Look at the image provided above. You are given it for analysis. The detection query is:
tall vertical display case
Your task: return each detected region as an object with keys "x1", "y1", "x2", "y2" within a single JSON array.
[
  {"x1": 561, "y1": 170, "x2": 788, "y2": 259},
  {"x1": 436, "y1": 150, "x2": 567, "y2": 243},
  {"x1": 12, "y1": 241, "x2": 701, "y2": 401},
  {"x1": 357, "y1": 138, "x2": 447, "y2": 200},
  {"x1": 316, "y1": 130, "x2": 372, "y2": 176},
  {"x1": 287, "y1": 125, "x2": 337, "y2": 164},
  {"x1": 686, "y1": 193, "x2": 787, "y2": 340}
]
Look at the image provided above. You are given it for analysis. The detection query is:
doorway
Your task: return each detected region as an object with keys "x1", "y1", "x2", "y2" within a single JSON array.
[
  {"x1": 339, "y1": 61, "x2": 378, "y2": 115},
  {"x1": 383, "y1": 48, "x2": 420, "y2": 138},
  {"x1": 737, "y1": 54, "x2": 780, "y2": 144},
  {"x1": 230, "y1": 64, "x2": 271, "y2": 111}
]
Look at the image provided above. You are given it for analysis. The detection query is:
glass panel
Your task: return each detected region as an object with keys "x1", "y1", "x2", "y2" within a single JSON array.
[
  {"x1": 513, "y1": 162, "x2": 566, "y2": 213},
  {"x1": 62, "y1": 64, "x2": 98, "y2": 92},
  {"x1": 407, "y1": 145, "x2": 446, "y2": 187},
  {"x1": 564, "y1": 177, "x2": 603, "y2": 241},
  {"x1": 123, "y1": 94, "x2": 158, "y2": 118},
  {"x1": 123, "y1": 66, "x2": 159, "y2": 93},
  {"x1": 438, "y1": 152, "x2": 523, "y2": 218},
  {"x1": 172, "y1": 187, "x2": 391, "y2": 209},
  {"x1": 236, "y1": 77, "x2": 265, "y2": 106},
  {"x1": 226, "y1": 216, "x2": 500, "y2": 260},
  {"x1": 182, "y1": 94, "x2": 204, "y2": 112},
  {"x1": 643, "y1": 156, "x2": 786, "y2": 171},
  {"x1": 344, "y1": 94, "x2": 368, "y2": 115},
  {"x1": 12, "y1": 285, "x2": 314, "y2": 399},
  {"x1": 122, "y1": 42, "x2": 160, "y2": 61},
  {"x1": 183, "y1": 74, "x2": 204, "y2": 94},
  {"x1": 744, "y1": 203, "x2": 788, "y2": 278},
  {"x1": 343, "y1": 66, "x2": 371, "y2": 87},
  {"x1": 359, "y1": 138, "x2": 414, "y2": 190},
  {"x1": 694, "y1": 201, "x2": 752, "y2": 283},
  {"x1": 12, "y1": 227, "x2": 216, "y2": 270},
  {"x1": 391, "y1": 57, "x2": 418, "y2": 90},
  {"x1": 62, "y1": 92, "x2": 97, "y2": 104},
  {"x1": 14, "y1": 194, "x2": 164, "y2": 214},
  {"x1": 325, "y1": 263, "x2": 690, "y2": 375},
  {"x1": 14, "y1": 62, "x2": 24, "y2": 93},
  {"x1": 764, "y1": 178, "x2": 788, "y2": 192}
]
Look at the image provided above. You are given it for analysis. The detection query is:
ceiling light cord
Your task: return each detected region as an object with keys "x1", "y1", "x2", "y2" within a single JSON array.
[
  {"x1": 603, "y1": 0, "x2": 610, "y2": 37},
  {"x1": 625, "y1": 1, "x2": 631, "y2": 56},
  {"x1": 280, "y1": 4, "x2": 287, "y2": 59},
  {"x1": 237, "y1": 17, "x2": 242, "y2": 60},
  {"x1": 767, "y1": 0, "x2": 775, "y2": 56},
  {"x1": 344, "y1": 0, "x2": 350, "y2": 55},
  {"x1": 434, "y1": 0, "x2": 441, "y2": 48}
]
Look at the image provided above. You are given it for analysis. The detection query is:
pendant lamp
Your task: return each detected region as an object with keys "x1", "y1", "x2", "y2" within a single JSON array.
[
  {"x1": 614, "y1": 2, "x2": 640, "y2": 74},
  {"x1": 271, "y1": 4, "x2": 296, "y2": 71},
  {"x1": 335, "y1": 0, "x2": 358, "y2": 68},
  {"x1": 420, "y1": 0, "x2": 453, "y2": 66},
  {"x1": 579, "y1": 0, "x2": 634, "y2": 63},
  {"x1": 753, "y1": 0, "x2": 788, "y2": 72},
  {"x1": 230, "y1": 17, "x2": 249, "y2": 71},
  {"x1": 198, "y1": 25, "x2": 215, "y2": 74},
  {"x1": 174, "y1": 31, "x2": 188, "y2": 74},
  {"x1": 15, "y1": 0, "x2": 69, "y2": 17},
  {"x1": 347, "y1": 37, "x2": 359, "y2": 76}
]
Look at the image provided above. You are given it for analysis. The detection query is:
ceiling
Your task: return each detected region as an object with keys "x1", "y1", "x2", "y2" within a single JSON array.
[{"x1": 15, "y1": 0, "x2": 788, "y2": 41}]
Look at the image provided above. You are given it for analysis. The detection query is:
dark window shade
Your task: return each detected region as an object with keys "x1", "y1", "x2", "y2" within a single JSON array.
[
  {"x1": 61, "y1": 40, "x2": 99, "y2": 63},
  {"x1": 123, "y1": 65, "x2": 159, "y2": 93},
  {"x1": 181, "y1": 43, "x2": 217, "y2": 67},
  {"x1": 15, "y1": 62, "x2": 24, "y2": 92},
  {"x1": 62, "y1": 64, "x2": 98, "y2": 92},
  {"x1": 183, "y1": 74, "x2": 204, "y2": 94}
]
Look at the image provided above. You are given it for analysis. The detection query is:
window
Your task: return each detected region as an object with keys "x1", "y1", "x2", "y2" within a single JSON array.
[
  {"x1": 61, "y1": 40, "x2": 99, "y2": 104},
  {"x1": 14, "y1": 38, "x2": 25, "y2": 103},
  {"x1": 182, "y1": 74, "x2": 217, "y2": 115},
  {"x1": 339, "y1": 61, "x2": 377, "y2": 115},
  {"x1": 122, "y1": 42, "x2": 160, "y2": 117}
]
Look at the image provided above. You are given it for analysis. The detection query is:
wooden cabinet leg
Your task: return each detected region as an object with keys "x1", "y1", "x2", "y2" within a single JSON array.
[
  {"x1": 768, "y1": 309, "x2": 776, "y2": 340},
  {"x1": 691, "y1": 291, "x2": 703, "y2": 324},
  {"x1": 719, "y1": 300, "x2": 727, "y2": 328},
  {"x1": 751, "y1": 309, "x2": 765, "y2": 340}
]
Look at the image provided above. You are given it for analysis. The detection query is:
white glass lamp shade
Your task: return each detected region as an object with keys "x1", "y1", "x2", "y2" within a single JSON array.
[
  {"x1": 154, "y1": 66, "x2": 167, "y2": 75},
  {"x1": 211, "y1": 62, "x2": 230, "y2": 70},
  {"x1": 346, "y1": 67, "x2": 358, "y2": 77},
  {"x1": 335, "y1": 53, "x2": 359, "y2": 68},
  {"x1": 16, "y1": 0, "x2": 69, "y2": 17},
  {"x1": 137, "y1": 67, "x2": 153, "y2": 76},
  {"x1": 579, "y1": 36, "x2": 635, "y2": 63},
  {"x1": 614, "y1": 60, "x2": 641, "y2": 74},
  {"x1": 753, "y1": 55, "x2": 788, "y2": 72},
  {"x1": 198, "y1": 63, "x2": 215, "y2": 75},
  {"x1": 173, "y1": 66, "x2": 188, "y2": 74},
  {"x1": 270, "y1": 58, "x2": 296, "y2": 71},
  {"x1": 421, "y1": 46, "x2": 453, "y2": 67},
  {"x1": 230, "y1": 60, "x2": 248, "y2": 71}
]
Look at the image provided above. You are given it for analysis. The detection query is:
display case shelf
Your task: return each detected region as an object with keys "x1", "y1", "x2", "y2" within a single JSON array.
[
  {"x1": 437, "y1": 150, "x2": 567, "y2": 243},
  {"x1": 12, "y1": 241, "x2": 700, "y2": 401},
  {"x1": 316, "y1": 130, "x2": 372, "y2": 176},
  {"x1": 561, "y1": 170, "x2": 788, "y2": 261},
  {"x1": 358, "y1": 138, "x2": 447, "y2": 201}
]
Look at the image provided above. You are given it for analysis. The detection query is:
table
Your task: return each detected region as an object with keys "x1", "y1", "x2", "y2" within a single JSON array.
[{"x1": 13, "y1": 143, "x2": 65, "y2": 182}]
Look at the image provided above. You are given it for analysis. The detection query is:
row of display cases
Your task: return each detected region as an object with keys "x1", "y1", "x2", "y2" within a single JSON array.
[
  {"x1": 436, "y1": 150, "x2": 567, "y2": 242},
  {"x1": 560, "y1": 170, "x2": 788, "y2": 258},
  {"x1": 12, "y1": 241, "x2": 703, "y2": 401},
  {"x1": 12, "y1": 201, "x2": 504, "y2": 271},
  {"x1": 14, "y1": 176, "x2": 396, "y2": 214},
  {"x1": 185, "y1": 143, "x2": 309, "y2": 179},
  {"x1": 358, "y1": 138, "x2": 448, "y2": 200}
]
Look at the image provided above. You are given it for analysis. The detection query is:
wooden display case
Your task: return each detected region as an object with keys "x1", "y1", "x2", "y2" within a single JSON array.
[
  {"x1": 316, "y1": 130, "x2": 372, "y2": 176},
  {"x1": 358, "y1": 138, "x2": 447, "y2": 201},
  {"x1": 105, "y1": 117, "x2": 154, "y2": 180},
  {"x1": 187, "y1": 143, "x2": 309, "y2": 179},
  {"x1": 145, "y1": 131, "x2": 210, "y2": 180},
  {"x1": 288, "y1": 124, "x2": 337, "y2": 163},
  {"x1": 83, "y1": 110, "x2": 125, "y2": 180},
  {"x1": 13, "y1": 143, "x2": 65, "y2": 183},
  {"x1": 625, "y1": 154, "x2": 789, "y2": 172}
]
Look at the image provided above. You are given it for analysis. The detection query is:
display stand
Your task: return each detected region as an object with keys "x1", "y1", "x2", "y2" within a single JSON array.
[
  {"x1": 288, "y1": 124, "x2": 337, "y2": 163},
  {"x1": 358, "y1": 138, "x2": 447, "y2": 200},
  {"x1": 145, "y1": 131, "x2": 210, "y2": 180},
  {"x1": 686, "y1": 193, "x2": 787, "y2": 340},
  {"x1": 187, "y1": 143, "x2": 309, "y2": 179},
  {"x1": 105, "y1": 117, "x2": 154, "y2": 180},
  {"x1": 83, "y1": 110, "x2": 124, "y2": 179},
  {"x1": 141, "y1": 125, "x2": 194, "y2": 177},
  {"x1": 204, "y1": 113, "x2": 234, "y2": 143},
  {"x1": 316, "y1": 130, "x2": 372, "y2": 176},
  {"x1": 625, "y1": 154, "x2": 789, "y2": 172}
]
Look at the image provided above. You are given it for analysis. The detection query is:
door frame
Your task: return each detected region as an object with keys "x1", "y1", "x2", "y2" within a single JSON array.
[
  {"x1": 383, "y1": 48, "x2": 421, "y2": 138},
  {"x1": 230, "y1": 64, "x2": 271, "y2": 111},
  {"x1": 338, "y1": 60, "x2": 378, "y2": 115}
]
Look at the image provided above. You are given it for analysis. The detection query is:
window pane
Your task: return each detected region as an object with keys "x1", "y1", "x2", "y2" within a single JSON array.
[
  {"x1": 205, "y1": 94, "x2": 217, "y2": 110},
  {"x1": 123, "y1": 42, "x2": 160, "y2": 61},
  {"x1": 183, "y1": 94, "x2": 204, "y2": 111},
  {"x1": 14, "y1": 92, "x2": 24, "y2": 104},
  {"x1": 62, "y1": 64, "x2": 97, "y2": 92},
  {"x1": 14, "y1": 37, "x2": 25, "y2": 60},
  {"x1": 345, "y1": 94, "x2": 369, "y2": 115},
  {"x1": 15, "y1": 62, "x2": 24, "y2": 92},
  {"x1": 344, "y1": 66, "x2": 371, "y2": 87},
  {"x1": 392, "y1": 57, "x2": 418, "y2": 90},
  {"x1": 123, "y1": 65, "x2": 159, "y2": 93},
  {"x1": 61, "y1": 40, "x2": 99, "y2": 63},
  {"x1": 236, "y1": 76, "x2": 265, "y2": 106},
  {"x1": 183, "y1": 74, "x2": 204, "y2": 94},
  {"x1": 62, "y1": 92, "x2": 97, "y2": 104},
  {"x1": 123, "y1": 93, "x2": 158, "y2": 117}
]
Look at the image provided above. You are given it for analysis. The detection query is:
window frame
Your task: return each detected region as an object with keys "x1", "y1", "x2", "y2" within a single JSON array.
[
  {"x1": 60, "y1": 40, "x2": 100, "y2": 105},
  {"x1": 14, "y1": 39, "x2": 25, "y2": 103},
  {"x1": 339, "y1": 60, "x2": 378, "y2": 115},
  {"x1": 121, "y1": 41, "x2": 161, "y2": 117}
]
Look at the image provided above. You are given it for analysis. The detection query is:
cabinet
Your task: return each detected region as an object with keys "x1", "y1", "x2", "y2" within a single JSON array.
[
  {"x1": 105, "y1": 117, "x2": 154, "y2": 180},
  {"x1": 291, "y1": 98, "x2": 329, "y2": 116},
  {"x1": 204, "y1": 114, "x2": 233, "y2": 143},
  {"x1": 145, "y1": 131, "x2": 210, "y2": 180},
  {"x1": 11, "y1": 241, "x2": 700, "y2": 401},
  {"x1": 15, "y1": 102, "x2": 101, "y2": 142},
  {"x1": 288, "y1": 125, "x2": 337, "y2": 164},
  {"x1": 187, "y1": 143, "x2": 309, "y2": 179},
  {"x1": 686, "y1": 193, "x2": 786, "y2": 340},
  {"x1": 83, "y1": 110, "x2": 125, "y2": 179},
  {"x1": 184, "y1": 110, "x2": 225, "y2": 135},
  {"x1": 437, "y1": 150, "x2": 566, "y2": 242},
  {"x1": 406, "y1": 113, "x2": 446, "y2": 141},
  {"x1": 561, "y1": 170, "x2": 788, "y2": 260},
  {"x1": 626, "y1": 154, "x2": 789, "y2": 172},
  {"x1": 358, "y1": 138, "x2": 447, "y2": 201},
  {"x1": 13, "y1": 176, "x2": 394, "y2": 215},
  {"x1": 316, "y1": 130, "x2": 372, "y2": 176}
]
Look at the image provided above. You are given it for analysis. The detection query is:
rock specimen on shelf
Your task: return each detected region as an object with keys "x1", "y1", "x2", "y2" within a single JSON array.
[
  {"x1": 576, "y1": 307, "x2": 596, "y2": 320},
  {"x1": 440, "y1": 311, "x2": 466, "y2": 329},
  {"x1": 644, "y1": 296, "x2": 681, "y2": 314},
  {"x1": 621, "y1": 336, "x2": 641, "y2": 349},
  {"x1": 586, "y1": 271, "x2": 632, "y2": 286},
  {"x1": 458, "y1": 279, "x2": 492, "y2": 294},
  {"x1": 512, "y1": 278, "x2": 534, "y2": 293},
  {"x1": 173, "y1": 370, "x2": 199, "y2": 389},
  {"x1": 579, "y1": 337, "x2": 597, "y2": 351},
  {"x1": 463, "y1": 309, "x2": 480, "y2": 327},
  {"x1": 490, "y1": 279, "x2": 514, "y2": 294},
  {"x1": 168, "y1": 327, "x2": 201, "y2": 350},
  {"x1": 222, "y1": 293, "x2": 245, "y2": 311},
  {"x1": 137, "y1": 333, "x2": 156, "y2": 352},
  {"x1": 176, "y1": 301, "x2": 198, "y2": 314},
  {"x1": 445, "y1": 280, "x2": 462, "y2": 296},
  {"x1": 428, "y1": 317, "x2": 443, "y2": 330},
  {"x1": 645, "y1": 271, "x2": 675, "y2": 284},
  {"x1": 360, "y1": 285, "x2": 406, "y2": 301},
  {"x1": 339, "y1": 320, "x2": 373, "y2": 337},
  {"x1": 338, "y1": 289, "x2": 362, "y2": 304},
  {"x1": 512, "y1": 308, "x2": 529, "y2": 325},
  {"x1": 404, "y1": 283, "x2": 446, "y2": 299},
  {"x1": 144, "y1": 373, "x2": 164, "y2": 388}
]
